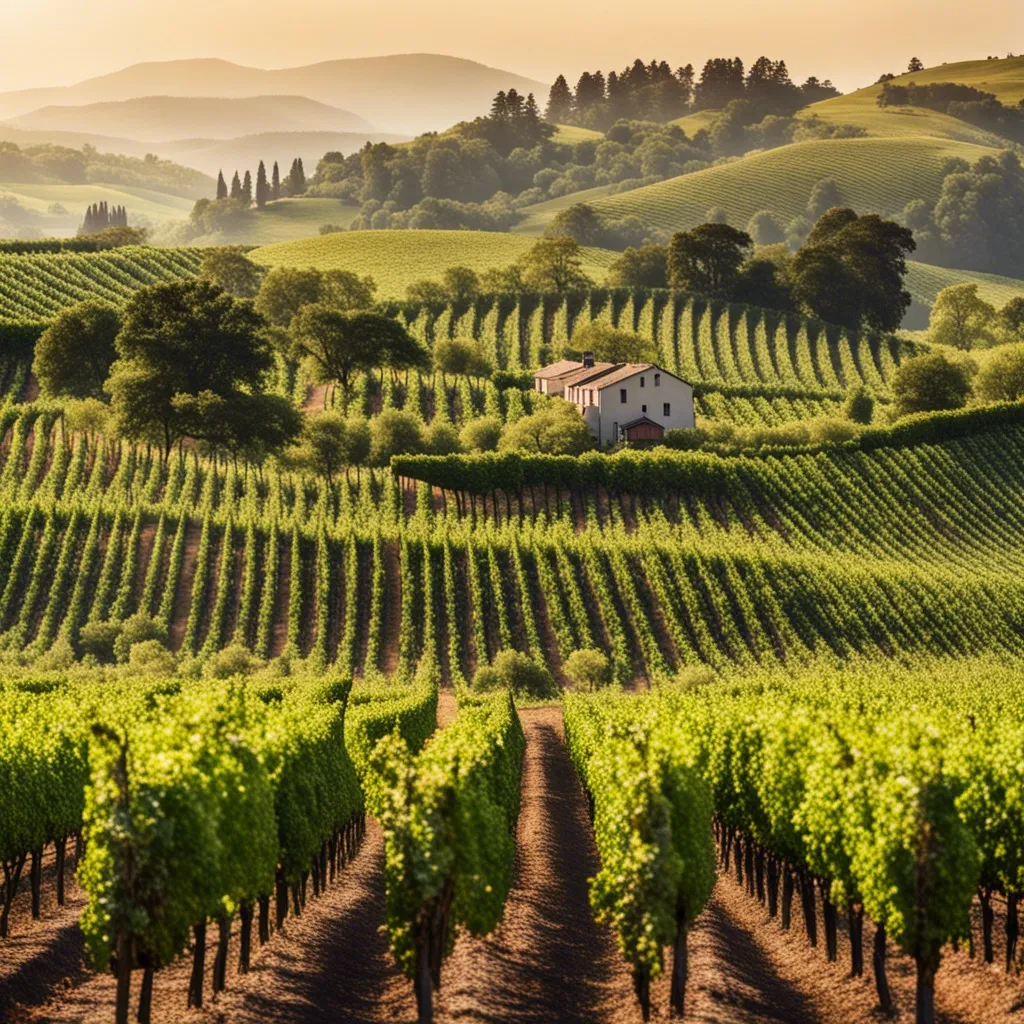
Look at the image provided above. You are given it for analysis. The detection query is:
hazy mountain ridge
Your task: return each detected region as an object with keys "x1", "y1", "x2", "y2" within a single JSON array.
[
  {"x1": 0, "y1": 54, "x2": 547, "y2": 135},
  {"x1": 9, "y1": 95, "x2": 374, "y2": 141}
]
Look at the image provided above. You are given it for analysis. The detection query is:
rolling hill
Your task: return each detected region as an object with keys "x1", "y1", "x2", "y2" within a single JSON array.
[
  {"x1": 905, "y1": 261, "x2": 1024, "y2": 311},
  {"x1": 250, "y1": 229, "x2": 617, "y2": 297},
  {"x1": 589, "y1": 135, "x2": 996, "y2": 234},
  {"x1": 155, "y1": 130, "x2": 410, "y2": 179},
  {"x1": 513, "y1": 184, "x2": 620, "y2": 236},
  {"x1": 0, "y1": 182, "x2": 195, "y2": 229},
  {"x1": 802, "y1": 56, "x2": 1024, "y2": 143},
  {"x1": 0, "y1": 55, "x2": 547, "y2": 136},
  {"x1": 9, "y1": 95, "x2": 373, "y2": 142}
]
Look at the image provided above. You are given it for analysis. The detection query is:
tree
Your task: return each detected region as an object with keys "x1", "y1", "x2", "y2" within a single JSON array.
[
  {"x1": 928, "y1": 283, "x2": 997, "y2": 349},
  {"x1": 441, "y1": 266, "x2": 481, "y2": 306},
  {"x1": 790, "y1": 209, "x2": 915, "y2": 332},
  {"x1": 891, "y1": 351, "x2": 973, "y2": 417},
  {"x1": 255, "y1": 161, "x2": 269, "y2": 209},
  {"x1": 668, "y1": 223, "x2": 752, "y2": 298},
  {"x1": 732, "y1": 256, "x2": 794, "y2": 310},
  {"x1": 546, "y1": 74, "x2": 575, "y2": 123},
  {"x1": 806, "y1": 178, "x2": 843, "y2": 220},
  {"x1": 570, "y1": 321, "x2": 656, "y2": 362},
  {"x1": 242, "y1": 170, "x2": 253, "y2": 206},
  {"x1": 271, "y1": 161, "x2": 281, "y2": 201},
  {"x1": 607, "y1": 245, "x2": 669, "y2": 288},
  {"x1": 369, "y1": 409, "x2": 424, "y2": 465},
  {"x1": 424, "y1": 420, "x2": 462, "y2": 455},
  {"x1": 843, "y1": 384, "x2": 875, "y2": 424},
  {"x1": 34, "y1": 300, "x2": 120, "y2": 400},
  {"x1": 499, "y1": 398, "x2": 593, "y2": 454},
  {"x1": 290, "y1": 306, "x2": 426, "y2": 408},
  {"x1": 230, "y1": 171, "x2": 242, "y2": 199},
  {"x1": 256, "y1": 267, "x2": 323, "y2": 327},
  {"x1": 406, "y1": 279, "x2": 450, "y2": 307},
  {"x1": 459, "y1": 415, "x2": 502, "y2": 452},
  {"x1": 107, "y1": 280, "x2": 275, "y2": 459},
  {"x1": 908, "y1": 57, "x2": 925, "y2": 72},
  {"x1": 290, "y1": 412, "x2": 370, "y2": 481},
  {"x1": 433, "y1": 338, "x2": 492, "y2": 380},
  {"x1": 999, "y1": 296, "x2": 1024, "y2": 340},
  {"x1": 171, "y1": 390, "x2": 301, "y2": 464},
  {"x1": 746, "y1": 210, "x2": 786, "y2": 246},
  {"x1": 976, "y1": 345, "x2": 1024, "y2": 402},
  {"x1": 320, "y1": 269, "x2": 377, "y2": 311},
  {"x1": 563, "y1": 649, "x2": 612, "y2": 691},
  {"x1": 198, "y1": 248, "x2": 264, "y2": 298},
  {"x1": 517, "y1": 237, "x2": 593, "y2": 293},
  {"x1": 479, "y1": 264, "x2": 526, "y2": 293},
  {"x1": 216, "y1": 170, "x2": 228, "y2": 200}
]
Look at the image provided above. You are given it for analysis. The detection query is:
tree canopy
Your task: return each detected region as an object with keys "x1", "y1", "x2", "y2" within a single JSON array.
[
  {"x1": 33, "y1": 300, "x2": 121, "y2": 401},
  {"x1": 668, "y1": 223, "x2": 752, "y2": 298}
]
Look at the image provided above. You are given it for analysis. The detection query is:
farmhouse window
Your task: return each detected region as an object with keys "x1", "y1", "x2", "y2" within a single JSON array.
[
  {"x1": 642, "y1": 404, "x2": 647, "y2": 413},
  {"x1": 640, "y1": 376, "x2": 645, "y2": 387},
  {"x1": 655, "y1": 373, "x2": 661, "y2": 386},
  {"x1": 620, "y1": 389, "x2": 627, "y2": 403},
  {"x1": 663, "y1": 403, "x2": 671, "y2": 416}
]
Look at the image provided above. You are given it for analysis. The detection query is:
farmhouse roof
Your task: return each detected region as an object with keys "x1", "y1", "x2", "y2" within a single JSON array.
[
  {"x1": 556, "y1": 362, "x2": 619, "y2": 388},
  {"x1": 591, "y1": 363, "x2": 694, "y2": 390},
  {"x1": 534, "y1": 359, "x2": 586, "y2": 380},
  {"x1": 620, "y1": 416, "x2": 666, "y2": 431}
]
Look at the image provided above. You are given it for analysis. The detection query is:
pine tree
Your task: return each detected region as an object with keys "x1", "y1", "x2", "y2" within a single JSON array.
[
  {"x1": 272, "y1": 161, "x2": 281, "y2": 201},
  {"x1": 242, "y1": 169, "x2": 253, "y2": 205},
  {"x1": 230, "y1": 171, "x2": 242, "y2": 199},
  {"x1": 545, "y1": 75, "x2": 574, "y2": 123},
  {"x1": 216, "y1": 170, "x2": 228, "y2": 200},
  {"x1": 256, "y1": 160, "x2": 268, "y2": 209},
  {"x1": 293, "y1": 158, "x2": 306, "y2": 194}
]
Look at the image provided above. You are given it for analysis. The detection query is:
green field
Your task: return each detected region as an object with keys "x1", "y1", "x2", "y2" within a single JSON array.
[
  {"x1": 551, "y1": 123, "x2": 604, "y2": 144},
  {"x1": 906, "y1": 260, "x2": 1024, "y2": 311},
  {"x1": 250, "y1": 229, "x2": 618, "y2": 296},
  {"x1": 669, "y1": 108, "x2": 721, "y2": 135},
  {"x1": 802, "y1": 56, "x2": 1024, "y2": 142},
  {"x1": 512, "y1": 183, "x2": 619, "y2": 235},
  {"x1": 590, "y1": 135, "x2": 995, "y2": 233},
  {"x1": 217, "y1": 197, "x2": 360, "y2": 246},
  {"x1": 0, "y1": 182, "x2": 196, "y2": 234}
]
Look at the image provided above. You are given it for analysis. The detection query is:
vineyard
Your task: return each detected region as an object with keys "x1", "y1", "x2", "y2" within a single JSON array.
[
  {"x1": 590, "y1": 136, "x2": 995, "y2": 235},
  {"x1": 0, "y1": 247, "x2": 204, "y2": 324}
]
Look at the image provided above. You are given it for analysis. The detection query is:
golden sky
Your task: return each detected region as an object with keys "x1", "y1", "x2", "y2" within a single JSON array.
[{"x1": 2, "y1": 0, "x2": 1021, "y2": 94}]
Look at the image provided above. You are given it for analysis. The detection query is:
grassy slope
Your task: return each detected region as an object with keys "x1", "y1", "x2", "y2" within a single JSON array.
[
  {"x1": 670, "y1": 108, "x2": 721, "y2": 135},
  {"x1": 214, "y1": 198, "x2": 360, "y2": 246},
  {"x1": 1, "y1": 182, "x2": 195, "y2": 224},
  {"x1": 801, "y1": 56, "x2": 1024, "y2": 142},
  {"x1": 906, "y1": 261, "x2": 1024, "y2": 310},
  {"x1": 552, "y1": 123, "x2": 603, "y2": 144},
  {"x1": 589, "y1": 135, "x2": 994, "y2": 233},
  {"x1": 250, "y1": 229, "x2": 617, "y2": 297},
  {"x1": 513, "y1": 183, "x2": 619, "y2": 236}
]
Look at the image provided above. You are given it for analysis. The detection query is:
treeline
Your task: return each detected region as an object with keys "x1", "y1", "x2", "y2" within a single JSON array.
[
  {"x1": 879, "y1": 80, "x2": 1024, "y2": 144},
  {"x1": 546, "y1": 55, "x2": 840, "y2": 130},
  {"x1": 0, "y1": 140, "x2": 211, "y2": 199},
  {"x1": 79, "y1": 201, "x2": 128, "y2": 236}
]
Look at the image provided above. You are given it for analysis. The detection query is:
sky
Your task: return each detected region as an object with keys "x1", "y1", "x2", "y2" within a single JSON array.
[{"x1": 2, "y1": 0, "x2": 1022, "y2": 94}]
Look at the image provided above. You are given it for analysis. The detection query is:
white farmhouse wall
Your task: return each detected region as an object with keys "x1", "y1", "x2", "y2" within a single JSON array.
[{"x1": 593, "y1": 372, "x2": 694, "y2": 447}]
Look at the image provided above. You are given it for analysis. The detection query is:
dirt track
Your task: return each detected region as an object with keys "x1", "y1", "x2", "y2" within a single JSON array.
[{"x1": 6, "y1": 703, "x2": 1024, "y2": 1024}]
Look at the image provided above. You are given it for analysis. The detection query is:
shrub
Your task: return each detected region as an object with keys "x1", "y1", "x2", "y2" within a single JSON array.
[
  {"x1": 424, "y1": 420, "x2": 463, "y2": 455},
  {"x1": 79, "y1": 619, "x2": 122, "y2": 663},
  {"x1": 459, "y1": 416, "x2": 502, "y2": 452},
  {"x1": 892, "y1": 351, "x2": 974, "y2": 417},
  {"x1": 203, "y1": 642, "x2": 263, "y2": 679},
  {"x1": 112, "y1": 613, "x2": 169, "y2": 663},
  {"x1": 126, "y1": 639, "x2": 177, "y2": 676},
  {"x1": 976, "y1": 345, "x2": 1024, "y2": 403},
  {"x1": 563, "y1": 649, "x2": 612, "y2": 691},
  {"x1": 471, "y1": 649, "x2": 557, "y2": 700},
  {"x1": 843, "y1": 385, "x2": 875, "y2": 424}
]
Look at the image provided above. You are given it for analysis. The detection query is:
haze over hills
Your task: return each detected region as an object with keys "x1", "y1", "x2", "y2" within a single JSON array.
[
  {"x1": 0, "y1": 54, "x2": 548, "y2": 136},
  {"x1": 9, "y1": 95, "x2": 374, "y2": 141}
]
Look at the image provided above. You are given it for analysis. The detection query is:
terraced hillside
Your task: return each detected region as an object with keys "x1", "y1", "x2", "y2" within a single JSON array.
[
  {"x1": 590, "y1": 136, "x2": 996, "y2": 234},
  {"x1": 906, "y1": 260, "x2": 1024, "y2": 310},
  {"x1": 0, "y1": 402, "x2": 1022, "y2": 687},
  {"x1": 250, "y1": 229, "x2": 619, "y2": 296}
]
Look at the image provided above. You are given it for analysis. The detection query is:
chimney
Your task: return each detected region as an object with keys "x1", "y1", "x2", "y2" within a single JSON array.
[{"x1": 582, "y1": 350, "x2": 595, "y2": 368}]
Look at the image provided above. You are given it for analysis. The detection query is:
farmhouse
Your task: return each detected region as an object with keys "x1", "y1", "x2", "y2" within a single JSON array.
[{"x1": 534, "y1": 353, "x2": 694, "y2": 447}]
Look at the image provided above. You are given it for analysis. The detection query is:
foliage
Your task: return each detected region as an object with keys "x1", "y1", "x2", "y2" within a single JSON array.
[
  {"x1": 563, "y1": 648, "x2": 612, "y2": 690},
  {"x1": 976, "y1": 345, "x2": 1024, "y2": 402},
  {"x1": 891, "y1": 351, "x2": 973, "y2": 416},
  {"x1": 928, "y1": 282, "x2": 997, "y2": 349},
  {"x1": 471, "y1": 649, "x2": 557, "y2": 699},
  {"x1": 499, "y1": 399, "x2": 593, "y2": 455},
  {"x1": 198, "y1": 248, "x2": 265, "y2": 298},
  {"x1": 33, "y1": 301, "x2": 120, "y2": 401}
]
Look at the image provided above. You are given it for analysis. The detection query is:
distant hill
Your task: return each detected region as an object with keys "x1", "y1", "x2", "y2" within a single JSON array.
[
  {"x1": 589, "y1": 136, "x2": 996, "y2": 235},
  {"x1": 156, "y1": 130, "x2": 410, "y2": 179},
  {"x1": 0, "y1": 55, "x2": 548, "y2": 136},
  {"x1": 9, "y1": 95, "x2": 373, "y2": 142}
]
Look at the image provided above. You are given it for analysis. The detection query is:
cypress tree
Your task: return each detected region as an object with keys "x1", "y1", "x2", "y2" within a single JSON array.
[
  {"x1": 230, "y1": 171, "x2": 242, "y2": 199},
  {"x1": 271, "y1": 161, "x2": 281, "y2": 201},
  {"x1": 289, "y1": 158, "x2": 306, "y2": 195},
  {"x1": 216, "y1": 170, "x2": 228, "y2": 200},
  {"x1": 256, "y1": 161, "x2": 268, "y2": 209},
  {"x1": 242, "y1": 169, "x2": 253, "y2": 205},
  {"x1": 545, "y1": 75, "x2": 574, "y2": 123}
]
